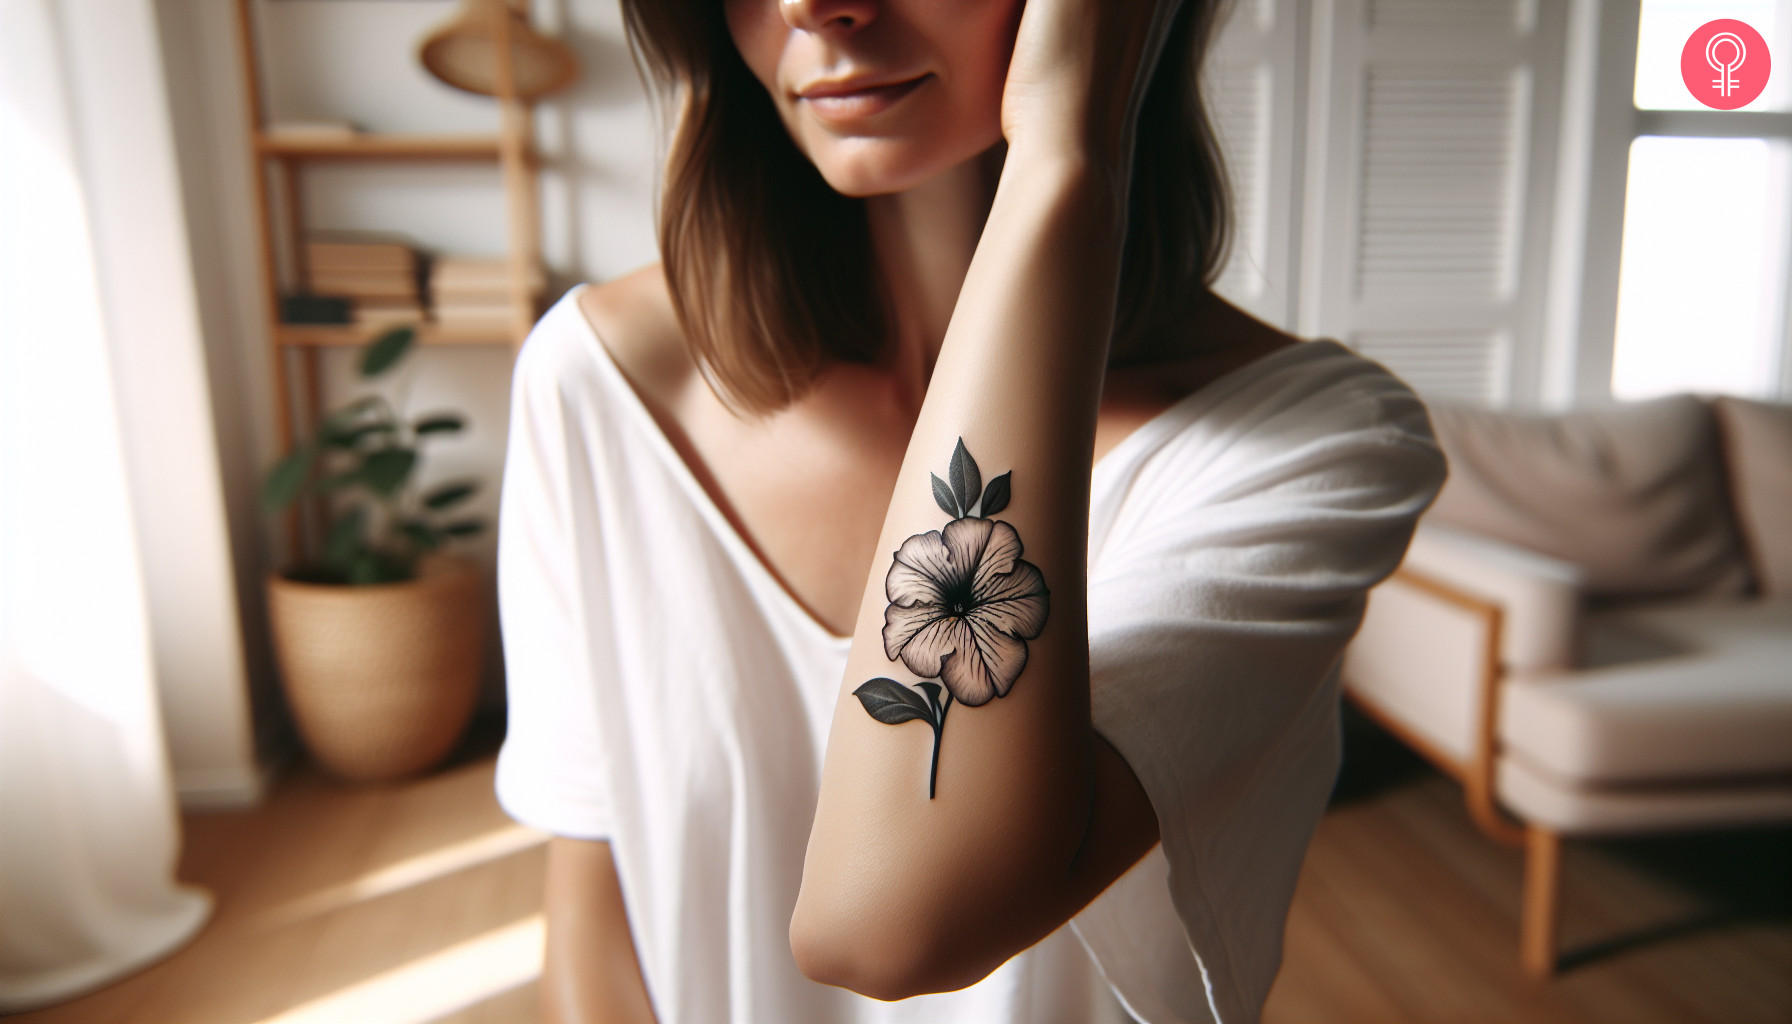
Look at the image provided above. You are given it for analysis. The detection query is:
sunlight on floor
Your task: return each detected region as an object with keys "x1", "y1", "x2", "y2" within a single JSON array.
[
  {"x1": 252, "y1": 914, "x2": 544, "y2": 1024},
  {"x1": 258, "y1": 823, "x2": 547, "y2": 930}
]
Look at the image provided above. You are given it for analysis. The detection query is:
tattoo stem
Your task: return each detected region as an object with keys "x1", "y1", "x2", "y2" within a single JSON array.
[{"x1": 928, "y1": 690, "x2": 953, "y2": 800}]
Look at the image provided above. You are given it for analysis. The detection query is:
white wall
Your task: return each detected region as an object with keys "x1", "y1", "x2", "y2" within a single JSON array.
[{"x1": 149, "y1": 0, "x2": 661, "y2": 801}]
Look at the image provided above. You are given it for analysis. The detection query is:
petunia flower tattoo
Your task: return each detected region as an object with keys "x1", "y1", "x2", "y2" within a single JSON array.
[
  {"x1": 882, "y1": 516, "x2": 1050, "y2": 706},
  {"x1": 853, "y1": 439, "x2": 1050, "y2": 799}
]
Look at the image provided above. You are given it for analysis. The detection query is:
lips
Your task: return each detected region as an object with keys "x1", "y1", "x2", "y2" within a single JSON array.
[{"x1": 796, "y1": 73, "x2": 932, "y2": 122}]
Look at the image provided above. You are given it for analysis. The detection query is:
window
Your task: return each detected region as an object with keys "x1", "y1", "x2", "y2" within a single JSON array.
[{"x1": 1610, "y1": 0, "x2": 1792, "y2": 401}]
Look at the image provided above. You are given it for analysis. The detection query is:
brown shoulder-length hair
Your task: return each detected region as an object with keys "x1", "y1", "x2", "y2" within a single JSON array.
[{"x1": 620, "y1": 2, "x2": 1235, "y2": 417}]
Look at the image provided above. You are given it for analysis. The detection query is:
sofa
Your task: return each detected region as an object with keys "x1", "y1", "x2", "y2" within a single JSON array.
[{"x1": 1341, "y1": 392, "x2": 1792, "y2": 976}]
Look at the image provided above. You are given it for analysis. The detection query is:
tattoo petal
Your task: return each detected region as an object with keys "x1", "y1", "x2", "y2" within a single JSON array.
[
  {"x1": 963, "y1": 518, "x2": 1022, "y2": 582},
  {"x1": 948, "y1": 615, "x2": 1030, "y2": 706},
  {"x1": 883, "y1": 600, "x2": 946, "y2": 661},
  {"x1": 886, "y1": 531, "x2": 956, "y2": 603},
  {"x1": 968, "y1": 560, "x2": 1049, "y2": 638},
  {"x1": 941, "y1": 517, "x2": 998, "y2": 578},
  {"x1": 892, "y1": 614, "x2": 973, "y2": 683}
]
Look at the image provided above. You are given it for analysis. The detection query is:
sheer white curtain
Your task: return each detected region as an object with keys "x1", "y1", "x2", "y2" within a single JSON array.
[{"x1": 0, "y1": 0, "x2": 212, "y2": 1010}]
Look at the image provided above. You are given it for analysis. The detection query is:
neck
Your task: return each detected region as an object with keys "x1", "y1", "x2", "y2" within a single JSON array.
[{"x1": 864, "y1": 146, "x2": 1003, "y2": 410}]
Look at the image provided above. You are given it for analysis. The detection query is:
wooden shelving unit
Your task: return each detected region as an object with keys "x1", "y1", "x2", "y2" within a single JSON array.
[
  {"x1": 234, "y1": 0, "x2": 546, "y2": 557},
  {"x1": 254, "y1": 133, "x2": 505, "y2": 161},
  {"x1": 273, "y1": 321, "x2": 527, "y2": 349}
]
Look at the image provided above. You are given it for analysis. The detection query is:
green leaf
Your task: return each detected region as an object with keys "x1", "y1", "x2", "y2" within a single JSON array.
[
  {"x1": 401, "y1": 520, "x2": 442, "y2": 550},
  {"x1": 287, "y1": 563, "x2": 349, "y2": 585},
  {"x1": 326, "y1": 395, "x2": 384, "y2": 425},
  {"x1": 423, "y1": 481, "x2": 477, "y2": 510},
  {"x1": 414, "y1": 413, "x2": 464, "y2": 436},
  {"x1": 345, "y1": 550, "x2": 411, "y2": 585},
  {"x1": 263, "y1": 446, "x2": 315, "y2": 510},
  {"x1": 441, "y1": 518, "x2": 485, "y2": 538},
  {"x1": 980, "y1": 471, "x2": 1011, "y2": 517},
  {"x1": 324, "y1": 506, "x2": 367, "y2": 566},
  {"x1": 852, "y1": 678, "x2": 936, "y2": 728},
  {"x1": 930, "y1": 473, "x2": 959, "y2": 518},
  {"x1": 317, "y1": 469, "x2": 361, "y2": 493},
  {"x1": 949, "y1": 438, "x2": 980, "y2": 518},
  {"x1": 372, "y1": 560, "x2": 413, "y2": 584},
  {"x1": 360, "y1": 448, "x2": 417, "y2": 497},
  {"x1": 347, "y1": 551, "x2": 384, "y2": 585},
  {"x1": 360, "y1": 325, "x2": 415, "y2": 378},
  {"x1": 323, "y1": 422, "x2": 395, "y2": 450}
]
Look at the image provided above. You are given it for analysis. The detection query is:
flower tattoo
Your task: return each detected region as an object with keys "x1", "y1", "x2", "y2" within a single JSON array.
[
  {"x1": 883, "y1": 517, "x2": 1050, "y2": 705},
  {"x1": 852, "y1": 439, "x2": 1050, "y2": 798}
]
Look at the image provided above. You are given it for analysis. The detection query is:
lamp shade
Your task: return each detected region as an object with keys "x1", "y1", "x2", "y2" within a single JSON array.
[{"x1": 419, "y1": 0, "x2": 578, "y2": 100}]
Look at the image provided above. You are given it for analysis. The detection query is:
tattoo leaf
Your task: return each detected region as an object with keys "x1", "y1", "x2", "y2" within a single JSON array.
[
  {"x1": 980, "y1": 471, "x2": 1012, "y2": 517},
  {"x1": 949, "y1": 438, "x2": 980, "y2": 517},
  {"x1": 930, "y1": 473, "x2": 960, "y2": 518},
  {"x1": 852, "y1": 678, "x2": 936, "y2": 727}
]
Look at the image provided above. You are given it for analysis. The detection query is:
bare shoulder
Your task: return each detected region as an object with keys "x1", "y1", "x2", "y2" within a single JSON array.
[
  {"x1": 575, "y1": 263, "x2": 696, "y2": 408},
  {"x1": 1105, "y1": 291, "x2": 1300, "y2": 409}
]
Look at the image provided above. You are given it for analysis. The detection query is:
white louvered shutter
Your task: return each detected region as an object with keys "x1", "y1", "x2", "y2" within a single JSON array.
[
  {"x1": 1304, "y1": 0, "x2": 1570, "y2": 406},
  {"x1": 1207, "y1": 0, "x2": 1304, "y2": 330}
]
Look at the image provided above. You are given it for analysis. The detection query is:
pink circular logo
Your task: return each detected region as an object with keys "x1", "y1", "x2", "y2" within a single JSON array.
[{"x1": 1681, "y1": 19, "x2": 1771, "y2": 110}]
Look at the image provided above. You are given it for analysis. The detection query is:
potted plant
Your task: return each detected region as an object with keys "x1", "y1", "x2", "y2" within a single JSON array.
[{"x1": 262, "y1": 326, "x2": 490, "y2": 781}]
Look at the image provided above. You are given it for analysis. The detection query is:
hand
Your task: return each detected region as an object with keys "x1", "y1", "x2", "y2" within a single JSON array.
[{"x1": 999, "y1": 0, "x2": 1186, "y2": 177}]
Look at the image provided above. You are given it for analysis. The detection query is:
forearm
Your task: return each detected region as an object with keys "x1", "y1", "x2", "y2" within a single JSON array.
[{"x1": 794, "y1": 156, "x2": 1128, "y2": 995}]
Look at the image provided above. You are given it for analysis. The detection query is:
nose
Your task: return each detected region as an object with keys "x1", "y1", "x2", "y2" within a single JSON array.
[{"x1": 779, "y1": 0, "x2": 877, "y2": 32}]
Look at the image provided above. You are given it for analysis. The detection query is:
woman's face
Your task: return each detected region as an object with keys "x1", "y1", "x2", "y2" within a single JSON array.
[{"x1": 723, "y1": 0, "x2": 1024, "y2": 197}]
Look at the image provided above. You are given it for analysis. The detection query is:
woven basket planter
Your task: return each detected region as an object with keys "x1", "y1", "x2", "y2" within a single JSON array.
[{"x1": 266, "y1": 554, "x2": 488, "y2": 781}]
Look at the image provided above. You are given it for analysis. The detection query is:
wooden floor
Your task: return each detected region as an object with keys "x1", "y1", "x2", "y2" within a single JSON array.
[
  {"x1": 16, "y1": 712, "x2": 1789, "y2": 1024},
  {"x1": 1263, "y1": 713, "x2": 1792, "y2": 1023}
]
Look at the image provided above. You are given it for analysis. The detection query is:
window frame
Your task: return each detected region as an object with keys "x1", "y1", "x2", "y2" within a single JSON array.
[{"x1": 1565, "y1": 1, "x2": 1792, "y2": 403}]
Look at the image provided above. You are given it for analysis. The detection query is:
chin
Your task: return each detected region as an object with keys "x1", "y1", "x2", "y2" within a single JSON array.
[
  {"x1": 804, "y1": 134, "x2": 998, "y2": 199},
  {"x1": 813, "y1": 151, "x2": 937, "y2": 197}
]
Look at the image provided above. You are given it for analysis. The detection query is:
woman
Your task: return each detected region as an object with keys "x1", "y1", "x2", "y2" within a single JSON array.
[{"x1": 495, "y1": 0, "x2": 1444, "y2": 1021}]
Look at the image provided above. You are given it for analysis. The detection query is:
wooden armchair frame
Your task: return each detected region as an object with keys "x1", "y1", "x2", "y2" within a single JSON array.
[{"x1": 1343, "y1": 566, "x2": 1565, "y2": 977}]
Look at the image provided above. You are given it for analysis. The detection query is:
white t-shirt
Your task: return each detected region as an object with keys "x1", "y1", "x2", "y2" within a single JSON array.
[{"x1": 495, "y1": 286, "x2": 1445, "y2": 1024}]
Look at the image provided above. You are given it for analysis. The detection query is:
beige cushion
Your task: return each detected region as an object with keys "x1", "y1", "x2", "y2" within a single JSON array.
[
  {"x1": 1343, "y1": 526, "x2": 1586, "y2": 768},
  {"x1": 1402, "y1": 524, "x2": 1584, "y2": 673},
  {"x1": 1497, "y1": 599, "x2": 1792, "y2": 786},
  {"x1": 1426, "y1": 395, "x2": 1750, "y2": 598},
  {"x1": 1714, "y1": 396, "x2": 1792, "y2": 597}
]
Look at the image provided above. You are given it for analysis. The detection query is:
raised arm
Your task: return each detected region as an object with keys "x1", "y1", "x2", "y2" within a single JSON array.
[{"x1": 791, "y1": 0, "x2": 1184, "y2": 999}]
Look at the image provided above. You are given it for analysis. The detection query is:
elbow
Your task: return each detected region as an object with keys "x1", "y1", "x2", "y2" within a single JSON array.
[{"x1": 789, "y1": 893, "x2": 987, "y2": 1001}]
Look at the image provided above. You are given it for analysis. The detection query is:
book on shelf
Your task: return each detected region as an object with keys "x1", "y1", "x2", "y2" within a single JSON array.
[
  {"x1": 434, "y1": 301, "x2": 517, "y2": 323},
  {"x1": 266, "y1": 119, "x2": 359, "y2": 140},
  {"x1": 279, "y1": 294, "x2": 352, "y2": 324},
  {"x1": 432, "y1": 289, "x2": 513, "y2": 310},
  {"x1": 308, "y1": 240, "x2": 417, "y2": 273},
  {"x1": 310, "y1": 272, "x2": 419, "y2": 300},
  {"x1": 432, "y1": 321, "x2": 515, "y2": 336},
  {"x1": 307, "y1": 239, "x2": 421, "y2": 302},
  {"x1": 430, "y1": 256, "x2": 544, "y2": 293}
]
